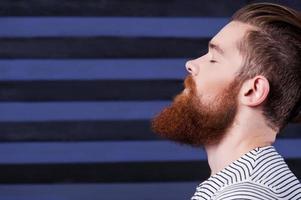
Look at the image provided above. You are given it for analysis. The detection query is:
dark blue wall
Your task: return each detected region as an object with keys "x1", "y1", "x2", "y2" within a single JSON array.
[{"x1": 0, "y1": 0, "x2": 300, "y2": 199}]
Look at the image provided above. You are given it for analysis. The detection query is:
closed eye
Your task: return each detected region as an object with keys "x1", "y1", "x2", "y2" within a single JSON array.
[{"x1": 210, "y1": 60, "x2": 217, "y2": 63}]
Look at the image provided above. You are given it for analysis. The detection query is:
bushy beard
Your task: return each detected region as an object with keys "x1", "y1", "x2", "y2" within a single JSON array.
[{"x1": 151, "y1": 75, "x2": 241, "y2": 147}]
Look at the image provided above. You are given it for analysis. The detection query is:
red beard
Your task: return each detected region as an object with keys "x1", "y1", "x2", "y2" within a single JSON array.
[{"x1": 151, "y1": 75, "x2": 241, "y2": 147}]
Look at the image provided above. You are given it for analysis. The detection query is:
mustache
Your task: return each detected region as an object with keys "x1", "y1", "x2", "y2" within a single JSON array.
[{"x1": 184, "y1": 75, "x2": 196, "y2": 93}]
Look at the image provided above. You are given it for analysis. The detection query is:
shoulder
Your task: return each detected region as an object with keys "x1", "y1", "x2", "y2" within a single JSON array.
[{"x1": 213, "y1": 181, "x2": 277, "y2": 200}]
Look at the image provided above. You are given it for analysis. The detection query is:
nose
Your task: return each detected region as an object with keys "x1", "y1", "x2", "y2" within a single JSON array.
[{"x1": 185, "y1": 60, "x2": 197, "y2": 75}]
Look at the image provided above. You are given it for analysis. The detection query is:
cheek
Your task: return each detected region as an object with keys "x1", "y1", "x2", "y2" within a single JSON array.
[
  {"x1": 195, "y1": 70, "x2": 233, "y2": 102},
  {"x1": 192, "y1": 55, "x2": 239, "y2": 102}
]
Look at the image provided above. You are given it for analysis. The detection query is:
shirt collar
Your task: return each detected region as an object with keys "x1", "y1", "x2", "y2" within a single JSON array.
[{"x1": 193, "y1": 145, "x2": 275, "y2": 199}]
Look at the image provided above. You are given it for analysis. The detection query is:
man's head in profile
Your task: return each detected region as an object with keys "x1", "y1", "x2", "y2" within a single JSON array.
[{"x1": 152, "y1": 3, "x2": 301, "y2": 148}]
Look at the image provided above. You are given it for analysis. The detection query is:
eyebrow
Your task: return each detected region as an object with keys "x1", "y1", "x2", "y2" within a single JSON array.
[{"x1": 208, "y1": 41, "x2": 225, "y2": 56}]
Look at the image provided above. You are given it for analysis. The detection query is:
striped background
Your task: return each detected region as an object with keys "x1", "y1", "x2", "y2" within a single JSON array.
[{"x1": 0, "y1": 0, "x2": 300, "y2": 199}]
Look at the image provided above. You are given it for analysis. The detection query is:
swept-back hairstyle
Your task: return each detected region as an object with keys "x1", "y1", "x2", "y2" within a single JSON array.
[{"x1": 232, "y1": 3, "x2": 301, "y2": 132}]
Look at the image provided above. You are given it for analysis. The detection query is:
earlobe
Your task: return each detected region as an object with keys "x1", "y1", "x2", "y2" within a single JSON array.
[{"x1": 241, "y1": 76, "x2": 270, "y2": 107}]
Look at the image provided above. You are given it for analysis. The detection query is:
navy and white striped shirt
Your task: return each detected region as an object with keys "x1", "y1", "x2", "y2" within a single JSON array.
[{"x1": 191, "y1": 146, "x2": 301, "y2": 200}]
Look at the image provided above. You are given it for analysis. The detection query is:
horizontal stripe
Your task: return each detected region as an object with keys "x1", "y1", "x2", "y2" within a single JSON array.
[
  {"x1": 0, "y1": 0, "x2": 246, "y2": 17},
  {"x1": 0, "y1": 121, "x2": 299, "y2": 142},
  {"x1": 278, "y1": 123, "x2": 301, "y2": 136},
  {"x1": 0, "y1": 141, "x2": 205, "y2": 164},
  {"x1": 0, "y1": 161, "x2": 211, "y2": 183},
  {"x1": 0, "y1": 37, "x2": 208, "y2": 58},
  {"x1": 0, "y1": 139, "x2": 300, "y2": 164},
  {"x1": 0, "y1": 182, "x2": 199, "y2": 200},
  {"x1": 274, "y1": 139, "x2": 301, "y2": 160},
  {"x1": 0, "y1": 80, "x2": 182, "y2": 101},
  {"x1": 0, "y1": 101, "x2": 170, "y2": 121},
  {"x1": 0, "y1": 17, "x2": 228, "y2": 38},
  {"x1": 0, "y1": 160, "x2": 299, "y2": 183},
  {"x1": 0, "y1": 59, "x2": 187, "y2": 80},
  {"x1": 0, "y1": 120, "x2": 156, "y2": 141}
]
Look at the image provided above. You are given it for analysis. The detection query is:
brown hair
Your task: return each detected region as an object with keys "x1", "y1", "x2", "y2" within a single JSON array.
[{"x1": 232, "y1": 3, "x2": 301, "y2": 132}]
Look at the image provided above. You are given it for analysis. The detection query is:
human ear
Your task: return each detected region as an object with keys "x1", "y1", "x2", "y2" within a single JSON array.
[{"x1": 240, "y1": 75, "x2": 270, "y2": 107}]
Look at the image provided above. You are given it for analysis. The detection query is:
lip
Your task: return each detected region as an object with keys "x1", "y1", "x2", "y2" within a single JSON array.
[{"x1": 183, "y1": 88, "x2": 190, "y2": 95}]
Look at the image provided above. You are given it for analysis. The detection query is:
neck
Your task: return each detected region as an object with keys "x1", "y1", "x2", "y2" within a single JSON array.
[{"x1": 204, "y1": 121, "x2": 277, "y2": 176}]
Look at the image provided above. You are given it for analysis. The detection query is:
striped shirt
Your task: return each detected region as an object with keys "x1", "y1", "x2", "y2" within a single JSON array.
[{"x1": 191, "y1": 146, "x2": 301, "y2": 200}]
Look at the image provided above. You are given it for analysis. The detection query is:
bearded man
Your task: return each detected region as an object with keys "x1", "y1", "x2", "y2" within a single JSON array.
[{"x1": 152, "y1": 3, "x2": 301, "y2": 199}]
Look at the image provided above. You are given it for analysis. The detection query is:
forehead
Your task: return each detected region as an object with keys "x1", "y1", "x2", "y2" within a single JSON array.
[{"x1": 211, "y1": 21, "x2": 254, "y2": 54}]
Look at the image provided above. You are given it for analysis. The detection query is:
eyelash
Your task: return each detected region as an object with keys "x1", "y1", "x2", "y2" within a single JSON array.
[{"x1": 207, "y1": 52, "x2": 217, "y2": 63}]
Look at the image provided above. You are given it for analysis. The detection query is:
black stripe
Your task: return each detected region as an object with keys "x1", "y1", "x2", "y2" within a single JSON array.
[
  {"x1": 0, "y1": 80, "x2": 183, "y2": 101},
  {"x1": 0, "y1": 0, "x2": 247, "y2": 17},
  {"x1": 0, "y1": 161, "x2": 211, "y2": 183},
  {"x1": 0, "y1": 121, "x2": 300, "y2": 142},
  {"x1": 0, "y1": 120, "x2": 158, "y2": 142},
  {"x1": 277, "y1": 123, "x2": 301, "y2": 138},
  {"x1": 0, "y1": 37, "x2": 208, "y2": 59},
  {"x1": 1, "y1": 158, "x2": 293, "y2": 184}
]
